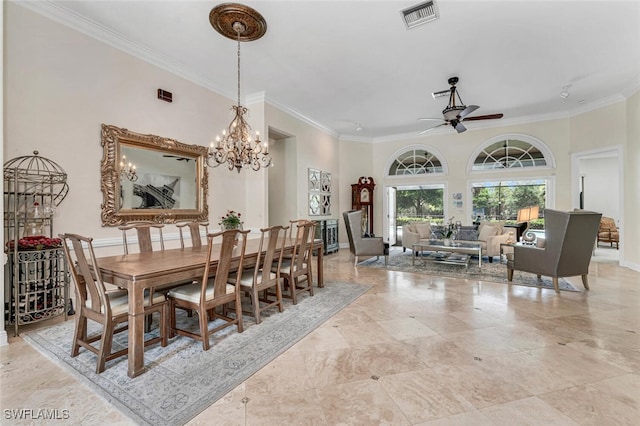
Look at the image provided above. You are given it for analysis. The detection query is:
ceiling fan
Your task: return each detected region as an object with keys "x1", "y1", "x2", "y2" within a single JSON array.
[{"x1": 418, "y1": 76, "x2": 504, "y2": 134}]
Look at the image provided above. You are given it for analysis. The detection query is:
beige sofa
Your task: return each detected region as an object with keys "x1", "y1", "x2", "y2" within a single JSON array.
[{"x1": 402, "y1": 221, "x2": 512, "y2": 262}]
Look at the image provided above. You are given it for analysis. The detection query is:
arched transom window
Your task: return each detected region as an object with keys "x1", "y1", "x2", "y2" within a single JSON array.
[
  {"x1": 388, "y1": 148, "x2": 443, "y2": 175},
  {"x1": 472, "y1": 138, "x2": 547, "y2": 171}
]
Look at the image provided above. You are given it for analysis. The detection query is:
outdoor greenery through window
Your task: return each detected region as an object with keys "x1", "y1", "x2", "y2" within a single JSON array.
[
  {"x1": 472, "y1": 180, "x2": 546, "y2": 228},
  {"x1": 396, "y1": 186, "x2": 444, "y2": 225},
  {"x1": 389, "y1": 148, "x2": 443, "y2": 175}
]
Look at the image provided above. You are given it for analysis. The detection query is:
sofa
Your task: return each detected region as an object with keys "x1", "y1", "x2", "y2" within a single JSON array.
[{"x1": 402, "y1": 221, "x2": 512, "y2": 262}]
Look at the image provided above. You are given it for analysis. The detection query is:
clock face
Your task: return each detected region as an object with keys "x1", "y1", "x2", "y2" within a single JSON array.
[{"x1": 360, "y1": 188, "x2": 370, "y2": 203}]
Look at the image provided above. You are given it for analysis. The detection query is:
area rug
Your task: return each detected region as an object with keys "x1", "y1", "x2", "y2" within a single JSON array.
[
  {"x1": 22, "y1": 281, "x2": 371, "y2": 426},
  {"x1": 360, "y1": 249, "x2": 579, "y2": 292}
]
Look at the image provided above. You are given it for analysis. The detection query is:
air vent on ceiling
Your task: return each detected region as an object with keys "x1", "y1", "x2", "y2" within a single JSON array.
[{"x1": 401, "y1": 1, "x2": 439, "y2": 29}]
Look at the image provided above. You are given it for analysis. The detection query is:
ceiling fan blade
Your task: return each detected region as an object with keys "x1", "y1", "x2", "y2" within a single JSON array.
[
  {"x1": 458, "y1": 105, "x2": 479, "y2": 119},
  {"x1": 462, "y1": 113, "x2": 504, "y2": 122},
  {"x1": 417, "y1": 117, "x2": 444, "y2": 121},
  {"x1": 454, "y1": 121, "x2": 467, "y2": 133},
  {"x1": 418, "y1": 123, "x2": 447, "y2": 135}
]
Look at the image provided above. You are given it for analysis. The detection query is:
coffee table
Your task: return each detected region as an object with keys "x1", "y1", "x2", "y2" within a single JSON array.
[{"x1": 412, "y1": 240, "x2": 482, "y2": 268}]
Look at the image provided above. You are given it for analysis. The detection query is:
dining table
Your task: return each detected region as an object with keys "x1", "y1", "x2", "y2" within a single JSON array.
[{"x1": 97, "y1": 237, "x2": 324, "y2": 378}]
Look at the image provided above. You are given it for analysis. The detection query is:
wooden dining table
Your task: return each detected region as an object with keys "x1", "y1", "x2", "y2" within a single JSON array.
[{"x1": 97, "y1": 237, "x2": 324, "y2": 378}]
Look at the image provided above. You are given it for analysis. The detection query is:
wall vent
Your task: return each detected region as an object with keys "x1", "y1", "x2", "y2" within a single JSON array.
[{"x1": 400, "y1": 1, "x2": 439, "y2": 29}]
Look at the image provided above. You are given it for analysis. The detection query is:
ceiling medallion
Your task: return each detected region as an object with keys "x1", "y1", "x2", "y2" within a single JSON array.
[{"x1": 209, "y1": 3, "x2": 267, "y2": 42}]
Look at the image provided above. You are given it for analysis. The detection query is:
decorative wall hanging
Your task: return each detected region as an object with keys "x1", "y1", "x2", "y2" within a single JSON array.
[{"x1": 308, "y1": 168, "x2": 331, "y2": 216}]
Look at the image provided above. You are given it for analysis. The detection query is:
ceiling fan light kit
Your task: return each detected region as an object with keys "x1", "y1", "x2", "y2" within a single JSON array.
[{"x1": 418, "y1": 76, "x2": 504, "y2": 134}]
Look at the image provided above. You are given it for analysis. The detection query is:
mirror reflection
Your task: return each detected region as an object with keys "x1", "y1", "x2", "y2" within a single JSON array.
[{"x1": 100, "y1": 124, "x2": 208, "y2": 226}]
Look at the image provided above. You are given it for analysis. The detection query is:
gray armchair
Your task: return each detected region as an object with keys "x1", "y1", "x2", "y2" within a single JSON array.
[
  {"x1": 507, "y1": 209, "x2": 602, "y2": 293},
  {"x1": 343, "y1": 210, "x2": 389, "y2": 266}
]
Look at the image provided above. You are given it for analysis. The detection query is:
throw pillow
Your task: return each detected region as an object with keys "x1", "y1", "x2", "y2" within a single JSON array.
[
  {"x1": 414, "y1": 223, "x2": 432, "y2": 239},
  {"x1": 478, "y1": 224, "x2": 498, "y2": 241}
]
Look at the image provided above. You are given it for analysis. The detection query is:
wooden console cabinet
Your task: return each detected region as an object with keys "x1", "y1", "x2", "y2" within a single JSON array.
[{"x1": 314, "y1": 219, "x2": 339, "y2": 255}]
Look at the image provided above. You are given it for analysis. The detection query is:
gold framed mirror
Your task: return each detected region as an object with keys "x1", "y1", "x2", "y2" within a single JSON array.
[{"x1": 100, "y1": 124, "x2": 208, "y2": 226}]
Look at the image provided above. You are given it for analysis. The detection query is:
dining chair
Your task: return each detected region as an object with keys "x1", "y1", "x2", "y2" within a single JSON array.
[
  {"x1": 177, "y1": 221, "x2": 209, "y2": 249},
  {"x1": 59, "y1": 233, "x2": 168, "y2": 374},
  {"x1": 167, "y1": 228, "x2": 249, "y2": 351},
  {"x1": 274, "y1": 220, "x2": 315, "y2": 305},
  {"x1": 119, "y1": 222, "x2": 165, "y2": 254},
  {"x1": 232, "y1": 225, "x2": 287, "y2": 324}
]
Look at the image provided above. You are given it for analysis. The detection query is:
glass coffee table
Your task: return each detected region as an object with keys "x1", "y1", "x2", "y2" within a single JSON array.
[{"x1": 412, "y1": 240, "x2": 482, "y2": 269}]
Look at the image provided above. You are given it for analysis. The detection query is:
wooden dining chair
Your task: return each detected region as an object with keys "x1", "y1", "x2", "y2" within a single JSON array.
[
  {"x1": 119, "y1": 222, "x2": 165, "y2": 254},
  {"x1": 167, "y1": 228, "x2": 249, "y2": 351},
  {"x1": 59, "y1": 233, "x2": 168, "y2": 374},
  {"x1": 232, "y1": 225, "x2": 287, "y2": 324},
  {"x1": 177, "y1": 221, "x2": 209, "y2": 249},
  {"x1": 275, "y1": 220, "x2": 315, "y2": 305}
]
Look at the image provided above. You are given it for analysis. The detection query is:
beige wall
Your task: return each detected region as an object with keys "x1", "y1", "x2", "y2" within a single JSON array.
[
  {"x1": 624, "y1": 91, "x2": 640, "y2": 268},
  {"x1": 265, "y1": 104, "x2": 340, "y2": 222}
]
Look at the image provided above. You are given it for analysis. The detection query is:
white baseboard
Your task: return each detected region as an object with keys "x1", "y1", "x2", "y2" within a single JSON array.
[{"x1": 0, "y1": 330, "x2": 8, "y2": 346}]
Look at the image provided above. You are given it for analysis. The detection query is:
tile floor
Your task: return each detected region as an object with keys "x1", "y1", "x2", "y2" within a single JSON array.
[{"x1": 1, "y1": 247, "x2": 638, "y2": 425}]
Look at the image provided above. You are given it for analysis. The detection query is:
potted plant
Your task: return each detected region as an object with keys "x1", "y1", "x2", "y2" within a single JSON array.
[{"x1": 219, "y1": 210, "x2": 243, "y2": 230}]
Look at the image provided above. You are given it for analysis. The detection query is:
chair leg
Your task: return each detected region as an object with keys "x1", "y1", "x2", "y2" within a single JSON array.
[
  {"x1": 96, "y1": 323, "x2": 113, "y2": 374},
  {"x1": 275, "y1": 281, "x2": 284, "y2": 313},
  {"x1": 235, "y1": 295, "x2": 244, "y2": 333},
  {"x1": 160, "y1": 304, "x2": 169, "y2": 347},
  {"x1": 581, "y1": 274, "x2": 590, "y2": 290},
  {"x1": 169, "y1": 300, "x2": 177, "y2": 338},
  {"x1": 354, "y1": 256, "x2": 358, "y2": 266},
  {"x1": 252, "y1": 288, "x2": 261, "y2": 325},
  {"x1": 552, "y1": 277, "x2": 560, "y2": 293},
  {"x1": 384, "y1": 255, "x2": 388, "y2": 266},
  {"x1": 507, "y1": 268, "x2": 514, "y2": 282},
  {"x1": 71, "y1": 315, "x2": 87, "y2": 357},
  {"x1": 199, "y1": 307, "x2": 210, "y2": 351}
]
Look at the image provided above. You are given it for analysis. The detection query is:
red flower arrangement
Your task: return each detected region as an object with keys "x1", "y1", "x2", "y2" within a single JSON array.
[{"x1": 6, "y1": 236, "x2": 63, "y2": 251}]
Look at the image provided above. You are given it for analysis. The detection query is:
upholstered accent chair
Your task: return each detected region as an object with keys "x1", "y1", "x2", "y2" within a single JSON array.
[
  {"x1": 507, "y1": 209, "x2": 602, "y2": 293},
  {"x1": 343, "y1": 210, "x2": 388, "y2": 265},
  {"x1": 597, "y1": 216, "x2": 619, "y2": 249}
]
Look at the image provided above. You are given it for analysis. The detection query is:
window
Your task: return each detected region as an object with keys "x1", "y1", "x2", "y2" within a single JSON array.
[
  {"x1": 471, "y1": 180, "x2": 546, "y2": 222},
  {"x1": 472, "y1": 138, "x2": 547, "y2": 171},
  {"x1": 388, "y1": 148, "x2": 443, "y2": 175}
]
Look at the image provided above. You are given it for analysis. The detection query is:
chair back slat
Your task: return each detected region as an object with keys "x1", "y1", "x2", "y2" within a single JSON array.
[
  {"x1": 255, "y1": 225, "x2": 287, "y2": 283},
  {"x1": 60, "y1": 233, "x2": 109, "y2": 315},
  {"x1": 293, "y1": 221, "x2": 315, "y2": 270},
  {"x1": 200, "y1": 229, "x2": 249, "y2": 303},
  {"x1": 177, "y1": 221, "x2": 209, "y2": 249},
  {"x1": 119, "y1": 223, "x2": 165, "y2": 254}
]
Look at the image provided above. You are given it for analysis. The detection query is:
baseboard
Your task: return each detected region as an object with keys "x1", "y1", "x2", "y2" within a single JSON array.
[
  {"x1": 0, "y1": 330, "x2": 8, "y2": 346},
  {"x1": 621, "y1": 259, "x2": 640, "y2": 272}
]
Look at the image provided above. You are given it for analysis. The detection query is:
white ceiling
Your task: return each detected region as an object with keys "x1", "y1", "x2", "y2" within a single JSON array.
[{"x1": 23, "y1": 0, "x2": 640, "y2": 140}]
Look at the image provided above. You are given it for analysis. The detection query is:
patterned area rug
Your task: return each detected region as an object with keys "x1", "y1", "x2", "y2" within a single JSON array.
[
  {"x1": 22, "y1": 281, "x2": 371, "y2": 426},
  {"x1": 360, "y1": 249, "x2": 579, "y2": 292}
]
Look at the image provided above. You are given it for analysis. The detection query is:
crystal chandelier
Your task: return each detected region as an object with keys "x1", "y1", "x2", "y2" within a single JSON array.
[{"x1": 207, "y1": 3, "x2": 271, "y2": 173}]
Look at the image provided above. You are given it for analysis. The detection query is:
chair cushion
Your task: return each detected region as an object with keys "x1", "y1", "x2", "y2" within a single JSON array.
[
  {"x1": 87, "y1": 292, "x2": 166, "y2": 317},
  {"x1": 168, "y1": 281, "x2": 235, "y2": 303},
  {"x1": 414, "y1": 223, "x2": 432, "y2": 239},
  {"x1": 478, "y1": 224, "x2": 498, "y2": 242},
  {"x1": 236, "y1": 269, "x2": 277, "y2": 286}
]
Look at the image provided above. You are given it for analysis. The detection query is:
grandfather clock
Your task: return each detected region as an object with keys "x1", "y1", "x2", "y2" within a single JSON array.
[{"x1": 351, "y1": 177, "x2": 375, "y2": 236}]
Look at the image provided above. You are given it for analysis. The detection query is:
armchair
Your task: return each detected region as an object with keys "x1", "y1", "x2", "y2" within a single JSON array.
[
  {"x1": 343, "y1": 210, "x2": 389, "y2": 266},
  {"x1": 507, "y1": 209, "x2": 601, "y2": 293},
  {"x1": 597, "y1": 216, "x2": 619, "y2": 249}
]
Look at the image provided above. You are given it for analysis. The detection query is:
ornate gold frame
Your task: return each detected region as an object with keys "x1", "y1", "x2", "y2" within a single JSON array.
[{"x1": 100, "y1": 124, "x2": 208, "y2": 226}]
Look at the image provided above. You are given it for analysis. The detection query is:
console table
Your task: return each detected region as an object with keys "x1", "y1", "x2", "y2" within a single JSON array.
[{"x1": 314, "y1": 219, "x2": 339, "y2": 255}]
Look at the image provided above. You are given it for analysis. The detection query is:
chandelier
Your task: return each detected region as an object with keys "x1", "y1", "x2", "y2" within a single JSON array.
[
  {"x1": 207, "y1": 3, "x2": 271, "y2": 173},
  {"x1": 119, "y1": 155, "x2": 138, "y2": 181}
]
